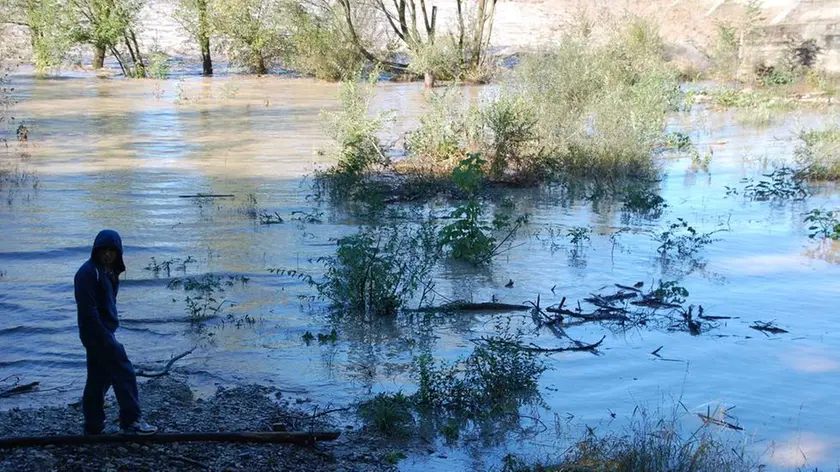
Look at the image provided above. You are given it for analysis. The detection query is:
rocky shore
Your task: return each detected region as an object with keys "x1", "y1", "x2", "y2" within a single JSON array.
[{"x1": 0, "y1": 377, "x2": 395, "y2": 472}]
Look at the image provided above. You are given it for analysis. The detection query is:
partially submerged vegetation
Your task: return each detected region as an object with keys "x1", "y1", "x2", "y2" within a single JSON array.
[
  {"x1": 796, "y1": 126, "x2": 840, "y2": 181},
  {"x1": 318, "y1": 15, "x2": 683, "y2": 196},
  {"x1": 500, "y1": 408, "x2": 756, "y2": 472},
  {"x1": 358, "y1": 330, "x2": 546, "y2": 441},
  {"x1": 805, "y1": 208, "x2": 840, "y2": 240}
]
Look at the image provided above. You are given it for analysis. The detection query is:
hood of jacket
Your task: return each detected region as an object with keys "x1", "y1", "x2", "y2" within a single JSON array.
[{"x1": 91, "y1": 229, "x2": 126, "y2": 275}]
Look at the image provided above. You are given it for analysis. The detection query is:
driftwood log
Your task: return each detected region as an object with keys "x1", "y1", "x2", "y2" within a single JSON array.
[
  {"x1": 178, "y1": 194, "x2": 234, "y2": 198},
  {"x1": 0, "y1": 382, "x2": 39, "y2": 399},
  {"x1": 0, "y1": 431, "x2": 341, "y2": 449},
  {"x1": 406, "y1": 302, "x2": 531, "y2": 313},
  {"x1": 136, "y1": 348, "x2": 195, "y2": 378}
]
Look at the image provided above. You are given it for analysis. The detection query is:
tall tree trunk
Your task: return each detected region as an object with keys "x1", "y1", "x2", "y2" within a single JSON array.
[
  {"x1": 424, "y1": 70, "x2": 435, "y2": 88},
  {"x1": 456, "y1": 0, "x2": 465, "y2": 67},
  {"x1": 256, "y1": 54, "x2": 267, "y2": 75},
  {"x1": 92, "y1": 45, "x2": 106, "y2": 69},
  {"x1": 124, "y1": 29, "x2": 146, "y2": 78},
  {"x1": 197, "y1": 0, "x2": 213, "y2": 76},
  {"x1": 472, "y1": 0, "x2": 487, "y2": 69},
  {"x1": 481, "y1": 0, "x2": 496, "y2": 65},
  {"x1": 200, "y1": 38, "x2": 212, "y2": 76}
]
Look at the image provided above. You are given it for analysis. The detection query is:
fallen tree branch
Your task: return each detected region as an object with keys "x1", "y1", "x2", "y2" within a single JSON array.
[
  {"x1": 0, "y1": 382, "x2": 39, "y2": 399},
  {"x1": 405, "y1": 301, "x2": 531, "y2": 313},
  {"x1": 523, "y1": 335, "x2": 606, "y2": 353},
  {"x1": 136, "y1": 348, "x2": 196, "y2": 378},
  {"x1": 697, "y1": 413, "x2": 744, "y2": 431},
  {"x1": 474, "y1": 335, "x2": 605, "y2": 354},
  {"x1": 178, "y1": 194, "x2": 234, "y2": 198},
  {"x1": 749, "y1": 321, "x2": 788, "y2": 335},
  {"x1": 545, "y1": 306, "x2": 630, "y2": 323},
  {"x1": 0, "y1": 431, "x2": 341, "y2": 449}
]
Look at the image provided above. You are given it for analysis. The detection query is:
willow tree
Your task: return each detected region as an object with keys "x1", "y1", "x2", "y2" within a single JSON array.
[
  {"x1": 212, "y1": 0, "x2": 286, "y2": 75},
  {"x1": 0, "y1": 0, "x2": 76, "y2": 73},
  {"x1": 462, "y1": 0, "x2": 496, "y2": 69},
  {"x1": 71, "y1": 0, "x2": 146, "y2": 75},
  {"x1": 336, "y1": 0, "x2": 498, "y2": 87},
  {"x1": 174, "y1": 0, "x2": 213, "y2": 75}
]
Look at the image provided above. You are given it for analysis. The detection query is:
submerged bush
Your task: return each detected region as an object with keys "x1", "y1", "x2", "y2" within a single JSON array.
[
  {"x1": 316, "y1": 223, "x2": 440, "y2": 316},
  {"x1": 357, "y1": 392, "x2": 415, "y2": 438},
  {"x1": 654, "y1": 218, "x2": 720, "y2": 259},
  {"x1": 504, "y1": 407, "x2": 756, "y2": 472},
  {"x1": 320, "y1": 73, "x2": 391, "y2": 177},
  {"x1": 438, "y1": 154, "x2": 528, "y2": 265},
  {"x1": 622, "y1": 185, "x2": 667, "y2": 216},
  {"x1": 805, "y1": 209, "x2": 840, "y2": 240},
  {"x1": 481, "y1": 93, "x2": 541, "y2": 179},
  {"x1": 404, "y1": 88, "x2": 476, "y2": 167},
  {"x1": 358, "y1": 332, "x2": 546, "y2": 438},
  {"x1": 795, "y1": 127, "x2": 840, "y2": 181}
]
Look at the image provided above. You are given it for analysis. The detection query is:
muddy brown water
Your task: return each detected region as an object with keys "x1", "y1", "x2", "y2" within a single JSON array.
[{"x1": 1, "y1": 72, "x2": 840, "y2": 470}]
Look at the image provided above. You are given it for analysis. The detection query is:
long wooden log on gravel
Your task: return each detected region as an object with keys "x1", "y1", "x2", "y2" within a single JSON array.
[
  {"x1": 0, "y1": 431, "x2": 341, "y2": 449},
  {"x1": 405, "y1": 302, "x2": 531, "y2": 313}
]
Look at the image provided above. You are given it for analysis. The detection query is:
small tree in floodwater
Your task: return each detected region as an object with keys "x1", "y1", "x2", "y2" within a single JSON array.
[
  {"x1": 335, "y1": 0, "x2": 499, "y2": 86},
  {"x1": 315, "y1": 223, "x2": 440, "y2": 316},
  {"x1": 71, "y1": 0, "x2": 148, "y2": 75},
  {"x1": 0, "y1": 0, "x2": 76, "y2": 73},
  {"x1": 439, "y1": 154, "x2": 528, "y2": 265},
  {"x1": 212, "y1": 0, "x2": 286, "y2": 74},
  {"x1": 174, "y1": 0, "x2": 214, "y2": 75}
]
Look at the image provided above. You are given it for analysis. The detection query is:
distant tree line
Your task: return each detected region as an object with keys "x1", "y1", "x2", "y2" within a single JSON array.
[{"x1": 0, "y1": 0, "x2": 499, "y2": 84}]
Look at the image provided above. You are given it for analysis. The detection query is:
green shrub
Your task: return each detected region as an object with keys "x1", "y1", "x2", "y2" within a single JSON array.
[
  {"x1": 654, "y1": 218, "x2": 719, "y2": 259},
  {"x1": 438, "y1": 154, "x2": 527, "y2": 265},
  {"x1": 511, "y1": 16, "x2": 679, "y2": 178},
  {"x1": 404, "y1": 88, "x2": 476, "y2": 167},
  {"x1": 663, "y1": 131, "x2": 693, "y2": 151},
  {"x1": 481, "y1": 93, "x2": 540, "y2": 178},
  {"x1": 316, "y1": 223, "x2": 440, "y2": 316},
  {"x1": 406, "y1": 36, "x2": 464, "y2": 82},
  {"x1": 622, "y1": 186, "x2": 667, "y2": 215},
  {"x1": 357, "y1": 392, "x2": 415, "y2": 438},
  {"x1": 147, "y1": 51, "x2": 171, "y2": 79},
  {"x1": 285, "y1": 3, "x2": 367, "y2": 81},
  {"x1": 708, "y1": 0, "x2": 763, "y2": 81},
  {"x1": 414, "y1": 333, "x2": 546, "y2": 417},
  {"x1": 795, "y1": 127, "x2": 840, "y2": 181},
  {"x1": 320, "y1": 74, "x2": 392, "y2": 177}
]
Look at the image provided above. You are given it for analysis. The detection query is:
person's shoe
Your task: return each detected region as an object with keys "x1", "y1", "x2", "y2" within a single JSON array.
[
  {"x1": 120, "y1": 418, "x2": 158, "y2": 435},
  {"x1": 103, "y1": 424, "x2": 120, "y2": 435}
]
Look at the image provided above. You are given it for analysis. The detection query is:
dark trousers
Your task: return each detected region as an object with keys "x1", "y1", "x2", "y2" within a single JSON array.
[{"x1": 82, "y1": 341, "x2": 141, "y2": 433}]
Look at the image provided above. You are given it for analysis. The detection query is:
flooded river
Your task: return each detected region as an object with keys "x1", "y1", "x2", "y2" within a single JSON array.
[{"x1": 1, "y1": 72, "x2": 839, "y2": 470}]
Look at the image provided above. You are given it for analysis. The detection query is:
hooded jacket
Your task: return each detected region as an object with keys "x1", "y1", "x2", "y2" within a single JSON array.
[{"x1": 74, "y1": 230, "x2": 126, "y2": 350}]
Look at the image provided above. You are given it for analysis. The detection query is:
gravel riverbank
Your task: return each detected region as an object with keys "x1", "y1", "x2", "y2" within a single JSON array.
[{"x1": 0, "y1": 377, "x2": 396, "y2": 472}]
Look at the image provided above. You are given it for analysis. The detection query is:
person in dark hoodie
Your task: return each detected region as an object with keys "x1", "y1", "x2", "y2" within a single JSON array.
[{"x1": 74, "y1": 229, "x2": 157, "y2": 435}]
